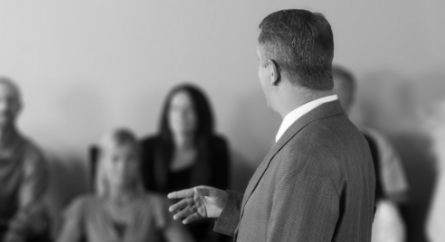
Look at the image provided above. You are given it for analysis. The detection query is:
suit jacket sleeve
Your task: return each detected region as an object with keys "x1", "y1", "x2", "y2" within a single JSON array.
[
  {"x1": 213, "y1": 190, "x2": 244, "y2": 237},
  {"x1": 266, "y1": 151, "x2": 340, "y2": 242}
]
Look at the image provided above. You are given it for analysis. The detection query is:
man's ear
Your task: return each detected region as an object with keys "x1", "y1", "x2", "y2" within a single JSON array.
[{"x1": 268, "y1": 59, "x2": 280, "y2": 86}]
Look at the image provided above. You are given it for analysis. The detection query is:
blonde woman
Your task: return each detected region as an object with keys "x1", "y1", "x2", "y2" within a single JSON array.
[{"x1": 57, "y1": 129, "x2": 193, "y2": 242}]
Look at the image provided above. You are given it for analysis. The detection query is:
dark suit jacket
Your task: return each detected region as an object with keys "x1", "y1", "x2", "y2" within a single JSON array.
[{"x1": 214, "y1": 100, "x2": 375, "y2": 242}]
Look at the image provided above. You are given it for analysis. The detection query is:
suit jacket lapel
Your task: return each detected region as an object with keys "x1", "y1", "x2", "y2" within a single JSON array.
[{"x1": 240, "y1": 100, "x2": 345, "y2": 212}]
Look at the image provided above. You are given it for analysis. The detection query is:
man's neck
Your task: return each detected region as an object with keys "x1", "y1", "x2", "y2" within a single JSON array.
[
  {"x1": 279, "y1": 89, "x2": 335, "y2": 119},
  {"x1": 0, "y1": 125, "x2": 18, "y2": 149}
]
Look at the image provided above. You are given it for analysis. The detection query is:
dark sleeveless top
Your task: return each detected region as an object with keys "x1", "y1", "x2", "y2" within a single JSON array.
[{"x1": 167, "y1": 166, "x2": 194, "y2": 193}]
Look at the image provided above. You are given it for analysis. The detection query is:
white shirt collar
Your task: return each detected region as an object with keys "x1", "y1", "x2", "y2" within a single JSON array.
[{"x1": 275, "y1": 95, "x2": 338, "y2": 142}]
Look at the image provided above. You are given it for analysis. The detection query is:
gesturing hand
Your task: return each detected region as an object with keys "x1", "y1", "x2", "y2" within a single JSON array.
[{"x1": 167, "y1": 186, "x2": 228, "y2": 224}]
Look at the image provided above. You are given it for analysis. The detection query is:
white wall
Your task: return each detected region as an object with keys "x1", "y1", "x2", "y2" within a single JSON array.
[{"x1": 0, "y1": 1, "x2": 444, "y2": 237}]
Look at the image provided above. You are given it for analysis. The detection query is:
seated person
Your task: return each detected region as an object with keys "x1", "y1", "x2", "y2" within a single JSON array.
[
  {"x1": 0, "y1": 77, "x2": 49, "y2": 242},
  {"x1": 332, "y1": 66, "x2": 408, "y2": 242},
  {"x1": 140, "y1": 84, "x2": 230, "y2": 242},
  {"x1": 332, "y1": 66, "x2": 409, "y2": 203},
  {"x1": 57, "y1": 129, "x2": 193, "y2": 242}
]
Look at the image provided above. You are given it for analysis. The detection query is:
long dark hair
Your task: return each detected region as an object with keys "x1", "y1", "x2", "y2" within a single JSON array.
[{"x1": 154, "y1": 83, "x2": 215, "y2": 191}]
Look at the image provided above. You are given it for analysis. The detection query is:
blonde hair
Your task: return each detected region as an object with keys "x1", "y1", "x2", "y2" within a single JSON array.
[{"x1": 95, "y1": 128, "x2": 143, "y2": 196}]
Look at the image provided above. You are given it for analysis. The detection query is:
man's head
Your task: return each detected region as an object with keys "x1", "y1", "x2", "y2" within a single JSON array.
[
  {"x1": 332, "y1": 66, "x2": 356, "y2": 113},
  {"x1": 257, "y1": 9, "x2": 334, "y2": 113},
  {"x1": 0, "y1": 77, "x2": 22, "y2": 128}
]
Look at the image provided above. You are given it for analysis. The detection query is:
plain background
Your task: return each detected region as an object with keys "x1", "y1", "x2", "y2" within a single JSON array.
[{"x1": 0, "y1": 1, "x2": 444, "y2": 241}]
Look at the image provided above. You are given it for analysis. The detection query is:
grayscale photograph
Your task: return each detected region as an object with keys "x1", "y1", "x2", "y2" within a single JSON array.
[{"x1": 0, "y1": 1, "x2": 443, "y2": 242}]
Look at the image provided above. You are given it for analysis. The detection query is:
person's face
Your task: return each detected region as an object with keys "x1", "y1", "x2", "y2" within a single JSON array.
[
  {"x1": 168, "y1": 91, "x2": 197, "y2": 135},
  {"x1": 332, "y1": 75, "x2": 354, "y2": 113},
  {"x1": 0, "y1": 83, "x2": 20, "y2": 127},
  {"x1": 257, "y1": 45, "x2": 275, "y2": 111},
  {"x1": 103, "y1": 143, "x2": 139, "y2": 188}
]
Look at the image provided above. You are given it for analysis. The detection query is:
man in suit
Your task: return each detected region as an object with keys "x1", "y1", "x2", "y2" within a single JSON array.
[{"x1": 168, "y1": 9, "x2": 376, "y2": 242}]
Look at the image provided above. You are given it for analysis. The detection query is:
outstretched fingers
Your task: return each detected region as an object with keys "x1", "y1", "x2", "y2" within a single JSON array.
[
  {"x1": 182, "y1": 212, "x2": 202, "y2": 224},
  {"x1": 172, "y1": 205, "x2": 197, "y2": 221},
  {"x1": 169, "y1": 198, "x2": 194, "y2": 213},
  {"x1": 167, "y1": 186, "x2": 212, "y2": 224},
  {"x1": 167, "y1": 188, "x2": 195, "y2": 199}
]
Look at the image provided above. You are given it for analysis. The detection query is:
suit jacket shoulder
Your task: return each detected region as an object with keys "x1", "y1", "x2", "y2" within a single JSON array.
[
  {"x1": 280, "y1": 114, "x2": 368, "y2": 195},
  {"x1": 236, "y1": 101, "x2": 375, "y2": 242}
]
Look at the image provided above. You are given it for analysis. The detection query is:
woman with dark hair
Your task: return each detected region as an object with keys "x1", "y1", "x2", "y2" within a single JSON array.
[{"x1": 140, "y1": 83, "x2": 230, "y2": 242}]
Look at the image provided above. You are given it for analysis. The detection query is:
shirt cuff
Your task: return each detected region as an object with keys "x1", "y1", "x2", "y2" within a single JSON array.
[{"x1": 213, "y1": 190, "x2": 243, "y2": 237}]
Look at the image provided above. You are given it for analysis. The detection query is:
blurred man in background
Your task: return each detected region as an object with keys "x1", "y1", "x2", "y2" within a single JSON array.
[
  {"x1": 332, "y1": 66, "x2": 409, "y2": 242},
  {"x1": 0, "y1": 77, "x2": 49, "y2": 242}
]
